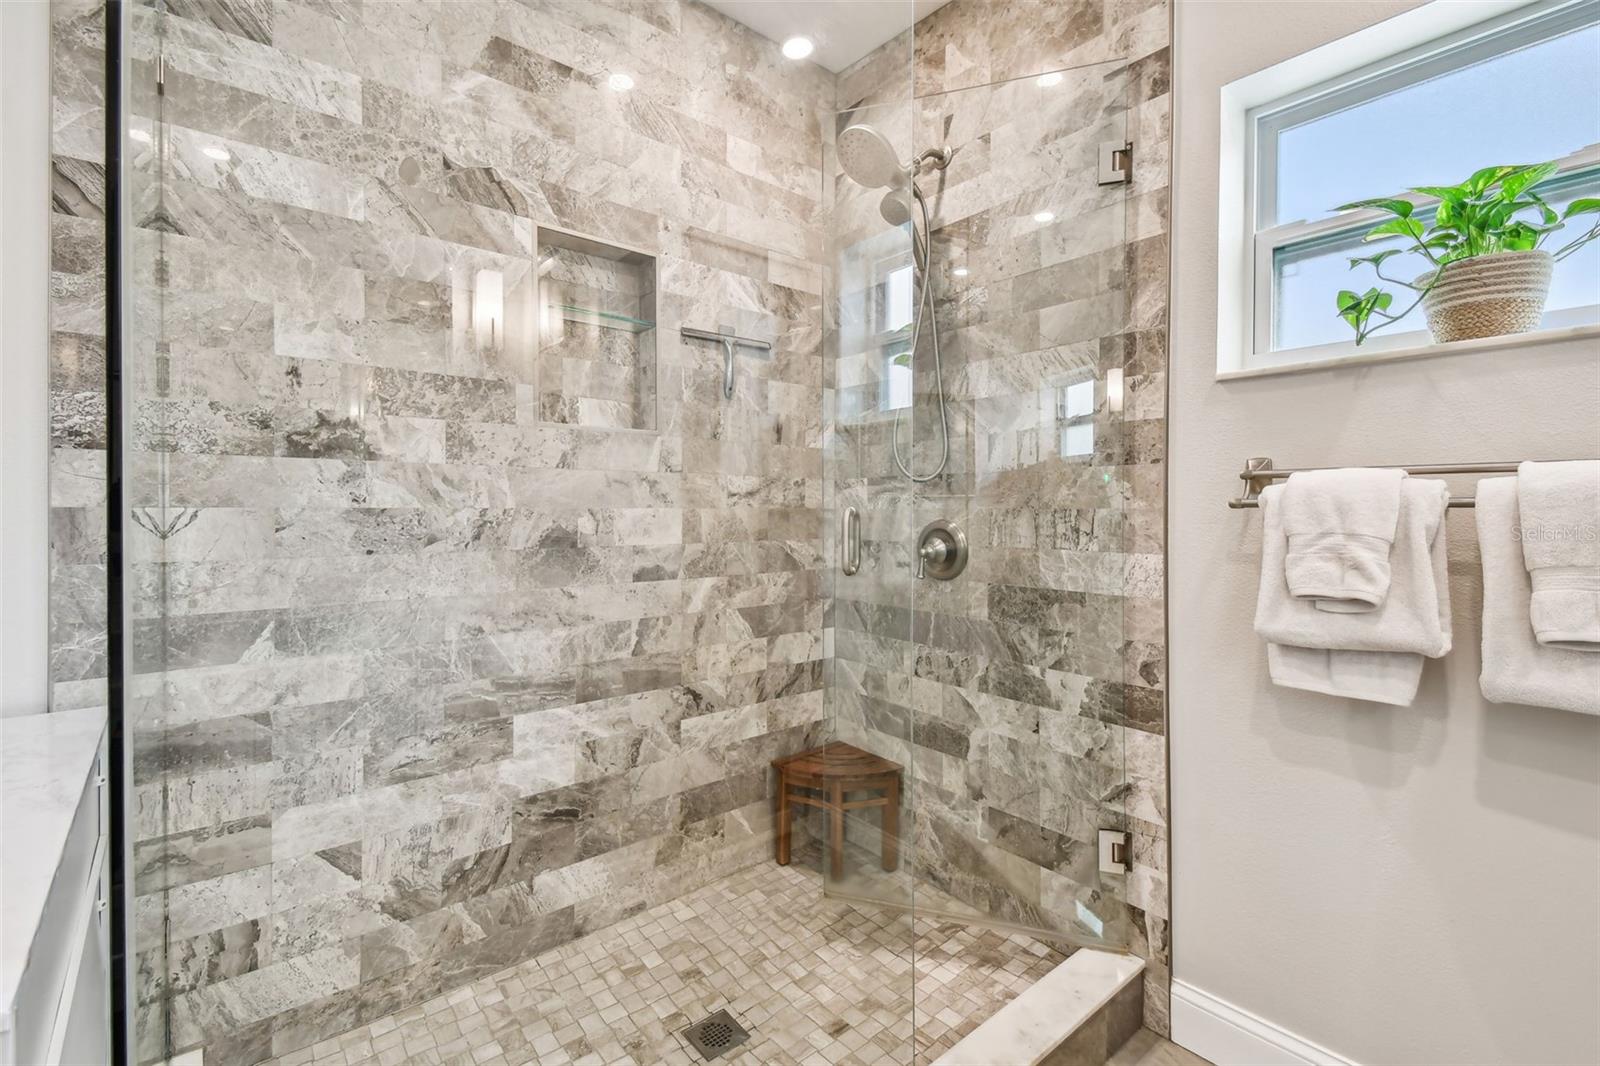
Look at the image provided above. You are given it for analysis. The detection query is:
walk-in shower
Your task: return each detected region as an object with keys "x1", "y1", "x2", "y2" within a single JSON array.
[{"x1": 48, "y1": 0, "x2": 1161, "y2": 1060}]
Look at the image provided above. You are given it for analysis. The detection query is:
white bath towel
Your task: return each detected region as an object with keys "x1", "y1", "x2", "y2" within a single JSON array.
[
  {"x1": 1516, "y1": 460, "x2": 1600, "y2": 651},
  {"x1": 1478, "y1": 476, "x2": 1600, "y2": 715},
  {"x1": 1256, "y1": 479, "x2": 1451, "y2": 706},
  {"x1": 1280, "y1": 467, "x2": 1407, "y2": 613}
]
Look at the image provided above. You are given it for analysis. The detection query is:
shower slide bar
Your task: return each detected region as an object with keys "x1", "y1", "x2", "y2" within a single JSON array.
[
  {"x1": 1228, "y1": 456, "x2": 1598, "y2": 509},
  {"x1": 679, "y1": 326, "x2": 772, "y2": 399}
]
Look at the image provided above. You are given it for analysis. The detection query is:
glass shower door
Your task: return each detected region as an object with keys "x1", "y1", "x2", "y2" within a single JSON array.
[{"x1": 825, "y1": 58, "x2": 1144, "y2": 964}]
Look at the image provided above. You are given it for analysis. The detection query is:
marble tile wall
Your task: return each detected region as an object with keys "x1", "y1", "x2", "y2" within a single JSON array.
[
  {"x1": 829, "y1": 0, "x2": 1173, "y2": 1035},
  {"x1": 49, "y1": 0, "x2": 113, "y2": 714}
]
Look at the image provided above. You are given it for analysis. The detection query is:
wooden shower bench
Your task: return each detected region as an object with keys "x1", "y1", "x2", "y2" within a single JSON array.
[{"x1": 772, "y1": 741, "x2": 902, "y2": 880}]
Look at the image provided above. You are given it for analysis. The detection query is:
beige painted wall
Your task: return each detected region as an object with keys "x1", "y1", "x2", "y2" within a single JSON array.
[{"x1": 1168, "y1": 2, "x2": 1600, "y2": 1063}]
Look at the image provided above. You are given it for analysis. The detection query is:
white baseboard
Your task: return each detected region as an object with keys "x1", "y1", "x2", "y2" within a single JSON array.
[{"x1": 1170, "y1": 980, "x2": 1358, "y2": 1066}]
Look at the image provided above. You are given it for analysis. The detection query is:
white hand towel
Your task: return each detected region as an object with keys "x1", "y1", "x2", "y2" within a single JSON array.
[
  {"x1": 1516, "y1": 460, "x2": 1600, "y2": 651},
  {"x1": 1257, "y1": 479, "x2": 1452, "y2": 655},
  {"x1": 1478, "y1": 476, "x2": 1600, "y2": 715},
  {"x1": 1255, "y1": 479, "x2": 1451, "y2": 706},
  {"x1": 1280, "y1": 467, "x2": 1407, "y2": 613},
  {"x1": 1265, "y1": 645, "x2": 1427, "y2": 707}
]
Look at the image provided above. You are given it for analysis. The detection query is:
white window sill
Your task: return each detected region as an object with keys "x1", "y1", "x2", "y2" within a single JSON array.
[{"x1": 1217, "y1": 322, "x2": 1600, "y2": 381}]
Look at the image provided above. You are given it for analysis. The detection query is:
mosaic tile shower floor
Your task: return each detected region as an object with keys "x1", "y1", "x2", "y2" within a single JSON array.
[{"x1": 264, "y1": 860, "x2": 1071, "y2": 1066}]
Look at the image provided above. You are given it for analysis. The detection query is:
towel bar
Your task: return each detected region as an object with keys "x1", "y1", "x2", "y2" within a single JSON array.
[{"x1": 1227, "y1": 457, "x2": 1598, "y2": 509}]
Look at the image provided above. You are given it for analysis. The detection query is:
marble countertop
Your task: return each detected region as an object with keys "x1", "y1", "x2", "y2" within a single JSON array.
[{"x1": 0, "y1": 705, "x2": 107, "y2": 1031}]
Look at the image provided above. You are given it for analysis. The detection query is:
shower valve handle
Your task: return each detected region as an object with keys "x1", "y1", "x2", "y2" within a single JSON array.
[{"x1": 914, "y1": 520, "x2": 967, "y2": 581}]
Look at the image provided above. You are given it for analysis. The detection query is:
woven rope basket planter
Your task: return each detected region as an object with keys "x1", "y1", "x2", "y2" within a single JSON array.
[{"x1": 1417, "y1": 249, "x2": 1553, "y2": 344}]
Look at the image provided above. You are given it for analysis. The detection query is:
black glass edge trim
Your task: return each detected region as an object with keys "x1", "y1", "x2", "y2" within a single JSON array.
[{"x1": 104, "y1": 2, "x2": 131, "y2": 1063}]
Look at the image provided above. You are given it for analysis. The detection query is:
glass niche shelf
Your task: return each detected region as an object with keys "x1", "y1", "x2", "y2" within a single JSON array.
[
  {"x1": 551, "y1": 303, "x2": 655, "y2": 334},
  {"x1": 536, "y1": 226, "x2": 658, "y2": 431}
]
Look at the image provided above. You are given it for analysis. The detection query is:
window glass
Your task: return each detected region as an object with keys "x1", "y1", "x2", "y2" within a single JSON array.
[
  {"x1": 1060, "y1": 423, "x2": 1094, "y2": 458},
  {"x1": 1273, "y1": 177, "x2": 1600, "y2": 351},
  {"x1": 883, "y1": 345, "x2": 912, "y2": 410},
  {"x1": 1273, "y1": 23, "x2": 1600, "y2": 226},
  {"x1": 884, "y1": 264, "x2": 914, "y2": 333}
]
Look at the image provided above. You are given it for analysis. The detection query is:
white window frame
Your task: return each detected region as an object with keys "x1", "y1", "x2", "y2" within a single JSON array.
[{"x1": 1217, "y1": 0, "x2": 1600, "y2": 375}]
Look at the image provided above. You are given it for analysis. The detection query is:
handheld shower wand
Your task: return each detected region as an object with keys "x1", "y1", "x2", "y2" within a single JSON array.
[{"x1": 838, "y1": 124, "x2": 954, "y2": 483}]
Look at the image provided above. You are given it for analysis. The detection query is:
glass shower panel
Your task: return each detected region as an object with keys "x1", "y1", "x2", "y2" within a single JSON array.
[
  {"x1": 822, "y1": 24, "x2": 920, "y2": 1066},
  {"x1": 825, "y1": 88, "x2": 920, "y2": 910},
  {"x1": 906, "y1": 61, "x2": 1136, "y2": 950},
  {"x1": 122, "y1": 2, "x2": 176, "y2": 1061},
  {"x1": 824, "y1": 59, "x2": 1137, "y2": 955}
]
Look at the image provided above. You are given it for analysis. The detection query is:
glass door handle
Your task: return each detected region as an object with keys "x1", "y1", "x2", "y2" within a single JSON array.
[{"x1": 841, "y1": 506, "x2": 861, "y2": 576}]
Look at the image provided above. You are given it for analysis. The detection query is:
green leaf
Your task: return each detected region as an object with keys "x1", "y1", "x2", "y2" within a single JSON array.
[
  {"x1": 1500, "y1": 162, "x2": 1559, "y2": 201},
  {"x1": 1501, "y1": 222, "x2": 1540, "y2": 251},
  {"x1": 1562, "y1": 198, "x2": 1600, "y2": 220},
  {"x1": 1526, "y1": 192, "x2": 1561, "y2": 226},
  {"x1": 1348, "y1": 248, "x2": 1404, "y2": 269},
  {"x1": 1334, "y1": 197, "x2": 1414, "y2": 216},
  {"x1": 1363, "y1": 217, "x2": 1425, "y2": 242},
  {"x1": 1466, "y1": 164, "x2": 1518, "y2": 197},
  {"x1": 1336, "y1": 289, "x2": 1362, "y2": 312},
  {"x1": 1410, "y1": 185, "x2": 1468, "y2": 203}
]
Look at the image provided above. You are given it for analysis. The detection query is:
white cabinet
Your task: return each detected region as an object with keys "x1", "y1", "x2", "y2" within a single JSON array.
[{"x1": 1, "y1": 711, "x2": 110, "y2": 1066}]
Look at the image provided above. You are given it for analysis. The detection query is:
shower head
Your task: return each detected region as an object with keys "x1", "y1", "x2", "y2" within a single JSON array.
[
  {"x1": 879, "y1": 187, "x2": 916, "y2": 227},
  {"x1": 838, "y1": 124, "x2": 907, "y2": 189}
]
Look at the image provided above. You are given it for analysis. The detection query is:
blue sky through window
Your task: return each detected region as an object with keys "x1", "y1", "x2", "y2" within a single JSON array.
[{"x1": 1275, "y1": 23, "x2": 1600, "y2": 225}]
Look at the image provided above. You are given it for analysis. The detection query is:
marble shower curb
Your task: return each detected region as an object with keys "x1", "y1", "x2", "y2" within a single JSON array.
[{"x1": 933, "y1": 949, "x2": 1145, "y2": 1066}]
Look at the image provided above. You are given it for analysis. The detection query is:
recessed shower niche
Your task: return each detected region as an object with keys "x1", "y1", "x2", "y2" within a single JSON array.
[{"x1": 536, "y1": 227, "x2": 658, "y2": 431}]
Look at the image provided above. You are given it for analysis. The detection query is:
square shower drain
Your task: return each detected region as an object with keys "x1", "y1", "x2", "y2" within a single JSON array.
[{"x1": 680, "y1": 1009, "x2": 751, "y2": 1061}]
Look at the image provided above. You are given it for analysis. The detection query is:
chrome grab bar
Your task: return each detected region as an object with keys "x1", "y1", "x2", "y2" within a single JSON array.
[{"x1": 841, "y1": 506, "x2": 860, "y2": 576}]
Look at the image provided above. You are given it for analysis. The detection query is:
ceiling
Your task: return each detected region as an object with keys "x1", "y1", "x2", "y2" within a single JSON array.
[{"x1": 701, "y1": 0, "x2": 953, "y2": 73}]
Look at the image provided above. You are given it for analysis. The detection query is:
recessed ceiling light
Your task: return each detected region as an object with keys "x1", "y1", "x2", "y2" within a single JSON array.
[
  {"x1": 608, "y1": 72, "x2": 634, "y2": 92},
  {"x1": 1036, "y1": 71, "x2": 1063, "y2": 88},
  {"x1": 129, "y1": 128, "x2": 152, "y2": 144},
  {"x1": 202, "y1": 145, "x2": 231, "y2": 161},
  {"x1": 1034, "y1": 210, "x2": 1055, "y2": 223},
  {"x1": 782, "y1": 36, "x2": 814, "y2": 60},
  {"x1": 952, "y1": 267, "x2": 969, "y2": 277}
]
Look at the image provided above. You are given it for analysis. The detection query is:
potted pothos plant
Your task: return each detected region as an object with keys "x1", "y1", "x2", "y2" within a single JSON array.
[{"x1": 1334, "y1": 162, "x2": 1599, "y2": 345}]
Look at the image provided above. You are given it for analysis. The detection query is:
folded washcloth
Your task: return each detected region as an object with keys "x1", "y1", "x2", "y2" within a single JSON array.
[
  {"x1": 1255, "y1": 478, "x2": 1451, "y2": 706},
  {"x1": 1280, "y1": 468, "x2": 1407, "y2": 612},
  {"x1": 1478, "y1": 476, "x2": 1600, "y2": 714},
  {"x1": 1516, "y1": 460, "x2": 1600, "y2": 651}
]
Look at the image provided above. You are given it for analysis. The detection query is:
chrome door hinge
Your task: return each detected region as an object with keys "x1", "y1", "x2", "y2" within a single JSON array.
[
  {"x1": 1098, "y1": 140, "x2": 1132, "y2": 185},
  {"x1": 157, "y1": 52, "x2": 166, "y2": 92},
  {"x1": 1098, "y1": 828, "x2": 1131, "y2": 873}
]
